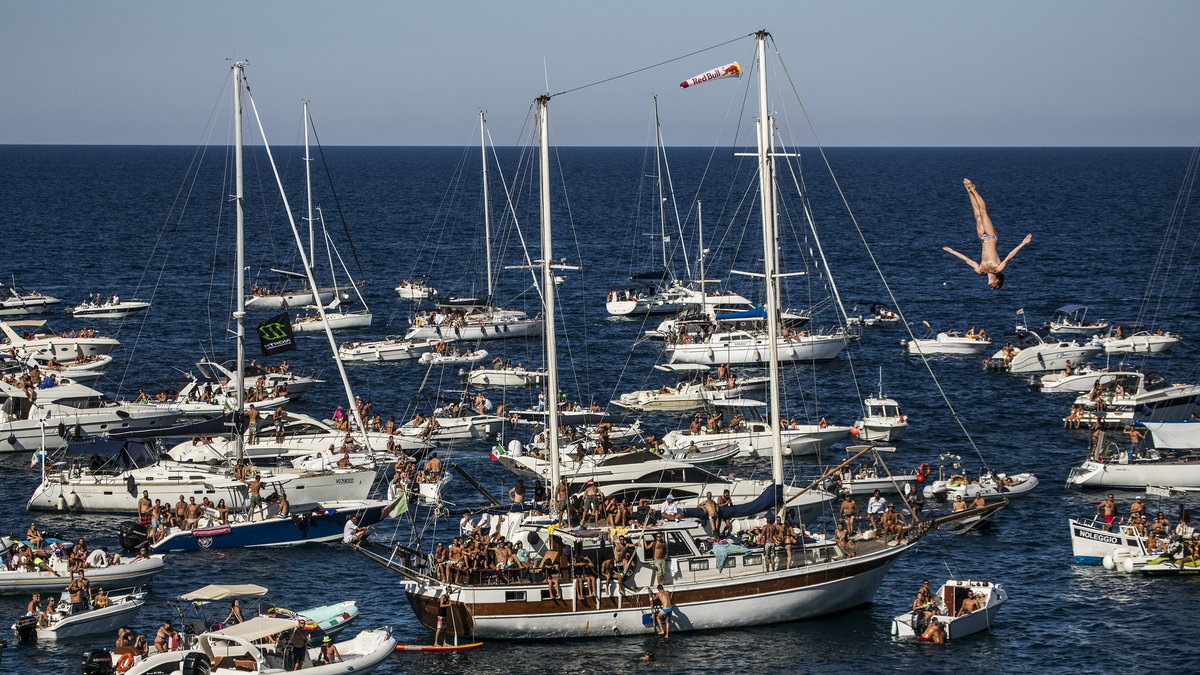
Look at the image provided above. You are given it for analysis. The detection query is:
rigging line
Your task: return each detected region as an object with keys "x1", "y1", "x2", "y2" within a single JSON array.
[
  {"x1": 768, "y1": 34, "x2": 991, "y2": 473},
  {"x1": 549, "y1": 32, "x2": 755, "y2": 99},
  {"x1": 307, "y1": 109, "x2": 366, "y2": 280}
]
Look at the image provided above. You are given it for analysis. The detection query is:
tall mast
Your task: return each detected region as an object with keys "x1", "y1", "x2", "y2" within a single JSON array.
[
  {"x1": 536, "y1": 95, "x2": 561, "y2": 495},
  {"x1": 755, "y1": 31, "x2": 785, "y2": 487},
  {"x1": 233, "y1": 62, "x2": 247, "y2": 466},
  {"x1": 697, "y1": 202, "x2": 707, "y2": 316},
  {"x1": 304, "y1": 100, "x2": 315, "y2": 263},
  {"x1": 653, "y1": 96, "x2": 669, "y2": 274},
  {"x1": 481, "y1": 110, "x2": 494, "y2": 304}
]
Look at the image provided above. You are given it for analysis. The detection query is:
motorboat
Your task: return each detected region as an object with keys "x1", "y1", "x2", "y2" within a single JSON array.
[
  {"x1": 825, "y1": 448, "x2": 918, "y2": 495},
  {"x1": 853, "y1": 375, "x2": 907, "y2": 442},
  {"x1": 1067, "y1": 516, "x2": 1148, "y2": 565},
  {"x1": 645, "y1": 304, "x2": 809, "y2": 342},
  {"x1": 1098, "y1": 327, "x2": 1181, "y2": 355},
  {"x1": 189, "y1": 359, "x2": 321, "y2": 400},
  {"x1": 1, "y1": 380, "x2": 182, "y2": 453},
  {"x1": 612, "y1": 364, "x2": 770, "y2": 412},
  {"x1": 24, "y1": 353, "x2": 112, "y2": 385},
  {"x1": 891, "y1": 579, "x2": 1006, "y2": 640},
  {"x1": 0, "y1": 283, "x2": 61, "y2": 316},
  {"x1": 1046, "y1": 304, "x2": 1109, "y2": 335},
  {"x1": 1031, "y1": 363, "x2": 1118, "y2": 394},
  {"x1": 12, "y1": 589, "x2": 146, "y2": 640},
  {"x1": 123, "y1": 499, "x2": 390, "y2": 552},
  {"x1": 418, "y1": 348, "x2": 489, "y2": 365},
  {"x1": 164, "y1": 411, "x2": 431, "y2": 464},
  {"x1": 464, "y1": 364, "x2": 547, "y2": 388},
  {"x1": 244, "y1": 269, "x2": 338, "y2": 310},
  {"x1": 923, "y1": 469, "x2": 1038, "y2": 501},
  {"x1": 988, "y1": 328, "x2": 1102, "y2": 373},
  {"x1": 395, "y1": 279, "x2": 437, "y2": 300},
  {"x1": 66, "y1": 296, "x2": 151, "y2": 319},
  {"x1": 85, "y1": 618, "x2": 395, "y2": 674},
  {"x1": 1069, "y1": 371, "x2": 1200, "y2": 427},
  {"x1": 1066, "y1": 421, "x2": 1200, "y2": 488},
  {"x1": 0, "y1": 320, "x2": 120, "y2": 360},
  {"x1": 292, "y1": 308, "x2": 372, "y2": 332},
  {"x1": 170, "y1": 584, "x2": 359, "y2": 648},
  {"x1": 0, "y1": 545, "x2": 164, "y2": 595},
  {"x1": 901, "y1": 328, "x2": 991, "y2": 356},
  {"x1": 847, "y1": 302, "x2": 899, "y2": 327},
  {"x1": 337, "y1": 335, "x2": 442, "y2": 362},
  {"x1": 396, "y1": 407, "x2": 506, "y2": 445}
]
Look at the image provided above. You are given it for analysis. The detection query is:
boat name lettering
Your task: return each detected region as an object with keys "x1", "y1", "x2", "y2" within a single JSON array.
[
  {"x1": 336, "y1": 478, "x2": 355, "y2": 484},
  {"x1": 1074, "y1": 528, "x2": 1120, "y2": 545}
]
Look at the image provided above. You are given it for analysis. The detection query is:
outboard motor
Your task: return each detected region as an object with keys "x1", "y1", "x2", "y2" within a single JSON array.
[
  {"x1": 180, "y1": 652, "x2": 213, "y2": 675},
  {"x1": 13, "y1": 615, "x2": 37, "y2": 642},
  {"x1": 80, "y1": 648, "x2": 115, "y2": 675},
  {"x1": 117, "y1": 521, "x2": 151, "y2": 552}
]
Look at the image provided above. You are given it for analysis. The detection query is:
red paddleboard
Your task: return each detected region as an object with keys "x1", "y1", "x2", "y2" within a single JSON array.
[{"x1": 396, "y1": 642, "x2": 483, "y2": 652}]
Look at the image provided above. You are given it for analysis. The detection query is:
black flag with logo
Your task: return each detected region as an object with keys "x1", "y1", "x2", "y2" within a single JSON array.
[{"x1": 256, "y1": 313, "x2": 297, "y2": 356}]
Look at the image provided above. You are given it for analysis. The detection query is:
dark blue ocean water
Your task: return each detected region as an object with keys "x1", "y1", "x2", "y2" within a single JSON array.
[{"x1": 1, "y1": 144, "x2": 1198, "y2": 674}]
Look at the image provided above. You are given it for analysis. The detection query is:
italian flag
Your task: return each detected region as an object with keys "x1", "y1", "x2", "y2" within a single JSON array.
[
  {"x1": 489, "y1": 445, "x2": 505, "y2": 461},
  {"x1": 382, "y1": 493, "x2": 408, "y2": 519}
]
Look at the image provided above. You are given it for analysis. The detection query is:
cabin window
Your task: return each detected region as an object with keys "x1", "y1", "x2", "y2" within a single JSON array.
[
  {"x1": 687, "y1": 560, "x2": 710, "y2": 572},
  {"x1": 665, "y1": 532, "x2": 695, "y2": 558},
  {"x1": 743, "y1": 554, "x2": 762, "y2": 566},
  {"x1": 540, "y1": 589, "x2": 553, "y2": 601},
  {"x1": 504, "y1": 591, "x2": 527, "y2": 602},
  {"x1": 721, "y1": 556, "x2": 737, "y2": 569}
]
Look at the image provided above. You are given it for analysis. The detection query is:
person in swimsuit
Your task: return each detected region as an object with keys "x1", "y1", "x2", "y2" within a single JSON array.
[
  {"x1": 653, "y1": 585, "x2": 673, "y2": 637},
  {"x1": 942, "y1": 179, "x2": 1033, "y2": 290}
]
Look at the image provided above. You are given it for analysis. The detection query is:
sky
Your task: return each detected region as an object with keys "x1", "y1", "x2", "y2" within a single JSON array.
[{"x1": 3, "y1": 0, "x2": 1199, "y2": 147}]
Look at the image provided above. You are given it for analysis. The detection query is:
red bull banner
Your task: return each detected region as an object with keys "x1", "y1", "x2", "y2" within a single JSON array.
[{"x1": 679, "y1": 62, "x2": 741, "y2": 89}]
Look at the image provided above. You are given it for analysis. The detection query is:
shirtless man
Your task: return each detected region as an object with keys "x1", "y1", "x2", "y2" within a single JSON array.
[
  {"x1": 699, "y1": 492, "x2": 719, "y2": 535},
  {"x1": 645, "y1": 533, "x2": 668, "y2": 585},
  {"x1": 425, "y1": 454, "x2": 443, "y2": 479},
  {"x1": 246, "y1": 404, "x2": 259, "y2": 444},
  {"x1": 276, "y1": 491, "x2": 290, "y2": 517},
  {"x1": 1129, "y1": 496, "x2": 1146, "y2": 520},
  {"x1": 839, "y1": 494, "x2": 859, "y2": 533},
  {"x1": 137, "y1": 491, "x2": 153, "y2": 527},
  {"x1": 66, "y1": 571, "x2": 90, "y2": 613},
  {"x1": 186, "y1": 497, "x2": 203, "y2": 529},
  {"x1": 957, "y1": 590, "x2": 981, "y2": 616},
  {"x1": 911, "y1": 579, "x2": 933, "y2": 612},
  {"x1": 942, "y1": 179, "x2": 1033, "y2": 290},
  {"x1": 653, "y1": 585, "x2": 673, "y2": 637},
  {"x1": 834, "y1": 522, "x2": 857, "y2": 558},
  {"x1": 761, "y1": 517, "x2": 780, "y2": 570},
  {"x1": 1097, "y1": 494, "x2": 1119, "y2": 532},
  {"x1": 509, "y1": 480, "x2": 527, "y2": 505},
  {"x1": 881, "y1": 504, "x2": 906, "y2": 545},
  {"x1": 921, "y1": 617, "x2": 946, "y2": 644},
  {"x1": 242, "y1": 473, "x2": 267, "y2": 521},
  {"x1": 174, "y1": 496, "x2": 189, "y2": 529},
  {"x1": 555, "y1": 478, "x2": 569, "y2": 516},
  {"x1": 970, "y1": 493, "x2": 987, "y2": 510},
  {"x1": 716, "y1": 490, "x2": 733, "y2": 536}
]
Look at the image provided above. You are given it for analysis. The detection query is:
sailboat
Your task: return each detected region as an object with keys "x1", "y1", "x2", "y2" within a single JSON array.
[
  {"x1": 352, "y1": 32, "x2": 919, "y2": 639},
  {"x1": 403, "y1": 111, "x2": 542, "y2": 343},
  {"x1": 290, "y1": 101, "x2": 372, "y2": 332}
]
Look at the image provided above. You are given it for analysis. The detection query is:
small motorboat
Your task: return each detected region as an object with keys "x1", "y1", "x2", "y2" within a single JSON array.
[
  {"x1": 395, "y1": 279, "x2": 438, "y2": 300},
  {"x1": 854, "y1": 372, "x2": 908, "y2": 442},
  {"x1": 924, "y1": 470, "x2": 1038, "y2": 502},
  {"x1": 901, "y1": 329, "x2": 991, "y2": 356},
  {"x1": 465, "y1": 365, "x2": 548, "y2": 388},
  {"x1": 827, "y1": 447, "x2": 918, "y2": 495},
  {"x1": 1046, "y1": 304, "x2": 1109, "y2": 336},
  {"x1": 67, "y1": 296, "x2": 151, "y2": 319},
  {"x1": 338, "y1": 336, "x2": 443, "y2": 362},
  {"x1": 12, "y1": 589, "x2": 146, "y2": 640},
  {"x1": 419, "y1": 348, "x2": 489, "y2": 365},
  {"x1": 931, "y1": 499, "x2": 1010, "y2": 535},
  {"x1": 0, "y1": 283, "x2": 61, "y2": 316},
  {"x1": 1068, "y1": 516, "x2": 1148, "y2": 565},
  {"x1": 891, "y1": 579, "x2": 1007, "y2": 640},
  {"x1": 0, "y1": 544, "x2": 165, "y2": 595}
]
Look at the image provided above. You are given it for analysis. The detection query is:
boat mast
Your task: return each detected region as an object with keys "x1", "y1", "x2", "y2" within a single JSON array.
[
  {"x1": 697, "y1": 202, "x2": 707, "y2": 316},
  {"x1": 481, "y1": 110, "x2": 494, "y2": 305},
  {"x1": 536, "y1": 95, "x2": 562, "y2": 496},
  {"x1": 755, "y1": 31, "x2": 785, "y2": 486},
  {"x1": 303, "y1": 100, "x2": 315, "y2": 263},
  {"x1": 233, "y1": 62, "x2": 247, "y2": 466},
  {"x1": 653, "y1": 96, "x2": 669, "y2": 275}
]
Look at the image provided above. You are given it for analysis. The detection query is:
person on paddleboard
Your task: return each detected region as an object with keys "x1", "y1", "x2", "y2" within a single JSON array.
[{"x1": 942, "y1": 179, "x2": 1032, "y2": 289}]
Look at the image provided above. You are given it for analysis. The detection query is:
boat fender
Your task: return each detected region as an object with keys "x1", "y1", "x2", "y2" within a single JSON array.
[
  {"x1": 57, "y1": 494, "x2": 68, "y2": 511},
  {"x1": 1122, "y1": 558, "x2": 1137, "y2": 574},
  {"x1": 1101, "y1": 554, "x2": 1116, "y2": 570}
]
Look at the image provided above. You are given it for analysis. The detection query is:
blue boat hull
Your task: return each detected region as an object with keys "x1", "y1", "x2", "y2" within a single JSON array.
[{"x1": 152, "y1": 504, "x2": 386, "y2": 552}]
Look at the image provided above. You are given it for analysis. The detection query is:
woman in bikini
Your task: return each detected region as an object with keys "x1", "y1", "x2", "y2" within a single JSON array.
[{"x1": 942, "y1": 179, "x2": 1032, "y2": 289}]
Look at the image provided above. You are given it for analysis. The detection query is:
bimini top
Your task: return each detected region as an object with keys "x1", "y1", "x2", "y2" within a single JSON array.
[
  {"x1": 180, "y1": 584, "x2": 269, "y2": 602},
  {"x1": 205, "y1": 615, "x2": 298, "y2": 642},
  {"x1": 1055, "y1": 304, "x2": 1088, "y2": 314}
]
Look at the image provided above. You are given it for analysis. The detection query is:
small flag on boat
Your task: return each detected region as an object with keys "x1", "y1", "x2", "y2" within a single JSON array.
[
  {"x1": 30, "y1": 448, "x2": 46, "y2": 469},
  {"x1": 382, "y1": 492, "x2": 408, "y2": 519},
  {"x1": 489, "y1": 445, "x2": 505, "y2": 461},
  {"x1": 680, "y1": 62, "x2": 741, "y2": 89},
  {"x1": 1015, "y1": 308, "x2": 1025, "y2": 315},
  {"x1": 256, "y1": 313, "x2": 297, "y2": 356}
]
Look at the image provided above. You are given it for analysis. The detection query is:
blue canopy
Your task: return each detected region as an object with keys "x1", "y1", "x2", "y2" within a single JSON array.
[
  {"x1": 715, "y1": 306, "x2": 767, "y2": 321},
  {"x1": 1055, "y1": 304, "x2": 1088, "y2": 314},
  {"x1": 679, "y1": 484, "x2": 783, "y2": 520}
]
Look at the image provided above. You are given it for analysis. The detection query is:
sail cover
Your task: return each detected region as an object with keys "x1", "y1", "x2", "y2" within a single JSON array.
[
  {"x1": 1142, "y1": 421, "x2": 1200, "y2": 449},
  {"x1": 680, "y1": 62, "x2": 741, "y2": 89}
]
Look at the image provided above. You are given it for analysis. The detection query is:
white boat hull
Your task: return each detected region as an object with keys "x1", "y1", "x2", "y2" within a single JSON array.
[
  {"x1": 466, "y1": 368, "x2": 547, "y2": 388},
  {"x1": 663, "y1": 424, "x2": 850, "y2": 458},
  {"x1": 999, "y1": 344, "x2": 1104, "y2": 373},
  {"x1": 0, "y1": 557, "x2": 164, "y2": 595},
  {"x1": 338, "y1": 337, "x2": 439, "y2": 362},
  {"x1": 245, "y1": 290, "x2": 336, "y2": 309},
  {"x1": 903, "y1": 335, "x2": 991, "y2": 355},
  {"x1": 1067, "y1": 458, "x2": 1200, "y2": 488},
  {"x1": 293, "y1": 311, "x2": 373, "y2": 331},
  {"x1": 405, "y1": 318, "x2": 543, "y2": 342},
  {"x1": 67, "y1": 301, "x2": 151, "y2": 319},
  {"x1": 35, "y1": 596, "x2": 146, "y2": 639},
  {"x1": 666, "y1": 334, "x2": 848, "y2": 365},
  {"x1": 1068, "y1": 517, "x2": 1145, "y2": 564},
  {"x1": 1103, "y1": 334, "x2": 1179, "y2": 354},
  {"x1": 891, "y1": 581, "x2": 1005, "y2": 640}
]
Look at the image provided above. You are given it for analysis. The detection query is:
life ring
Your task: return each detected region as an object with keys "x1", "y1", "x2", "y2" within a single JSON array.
[
  {"x1": 115, "y1": 653, "x2": 136, "y2": 672},
  {"x1": 917, "y1": 463, "x2": 930, "y2": 475}
]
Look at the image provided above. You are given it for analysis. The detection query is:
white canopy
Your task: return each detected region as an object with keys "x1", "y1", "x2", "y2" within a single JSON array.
[
  {"x1": 1144, "y1": 421, "x2": 1200, "y2": 450},
  {"x1": 206, "y1": 616, "x2": 298, "y2": 642},
  {"x1": 180, "y1": 584, "x2": 269, "y2": 601}
]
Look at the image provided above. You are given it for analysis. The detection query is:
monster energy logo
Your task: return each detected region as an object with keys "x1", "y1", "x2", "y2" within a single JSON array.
[{"x1": 256, "y1": 312, "x2": 297, "y2": 356}]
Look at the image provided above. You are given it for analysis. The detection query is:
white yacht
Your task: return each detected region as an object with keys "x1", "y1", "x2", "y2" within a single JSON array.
[
  {"x1": 66, "y1": 296, "x2": 151, "y2": 319},
  {"x1": 0, "y1": 320, "x2": 120, "y2": 360},
  {"x1": 394, "y1": 279, "x2": 437, "y2": 300},
  {"x1": 0, "y1": 283, "x2": 61, "y2": 316},
  {"x1": 901, "y1": 329, "x2": 991, "y2": 356},
  {"x1": 611, "y1": 364, "x2": 769, "y2": 412},
  {"x1": 337, "y1": 335, "x2": 443, "y2": 362},
  {"x1": 665, "y1": 328, "x2": 851, "y2": 365},
  {"x1": 1032, "y1": 363, "x2": 1118, "y2": 393},
  {"x1": 404, "y1": 300, "x2": 542, "y2": 342},
  {"x1": 1070, "y1": 370, "x2": 1200, "y2": 427},
  {"x1": 1098, "y1": 328, "x2": 1181, "y2": 355},
  {"x1": 1067, "y1": 421, "x2": 1200, "y2": 488},
  {"x1": 854, "y1": 396, "x2": 907, "y2": 442},
  {"x1": 465, "y1": 364, "x2": 547, "y2": 388},
  {"x1": 1, "y1": 380, "x2": 181, "y2": 453},
  {"x1": 661, "y1": 414, "x2": 851, "y2": 458},
  {"x1": 989, "y1": 329, "x2": 1102, "y2": 373}
]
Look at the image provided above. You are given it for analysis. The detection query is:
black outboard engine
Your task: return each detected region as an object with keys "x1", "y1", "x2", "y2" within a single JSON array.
[
  {"x1": 117, "y1": 521, "x2": 151, "y2": 552},
  {"x1": 81, "y1": 648, "x2": 115, "y2": 675},
  {"x1": 13, "y1": 615, "x2": 37, "y2": 642},
  {"x1": 180, "y1": 652, "x2": 213, "y2": 675}
]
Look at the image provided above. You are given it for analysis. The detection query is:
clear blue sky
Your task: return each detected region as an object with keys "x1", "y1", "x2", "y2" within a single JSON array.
[{"x1": 4, "y1": 0, "x2": 1198, "y2": 146}]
